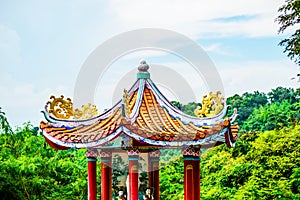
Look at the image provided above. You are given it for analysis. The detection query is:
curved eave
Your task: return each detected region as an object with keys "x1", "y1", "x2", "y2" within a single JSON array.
[
  {"x1": 44, "y1": 137, "x2": 70, "y2": 150},
  {"x1": 42, "y1": 124, "x2": 237, "y2": 149},
  {"x1": 43, "y1": 126, "x2": 124, "y2": 148},
  {"x1": 40, "y1": 108, "x2": 124, "y2": 147},
  {"x1": 42, "y1": 79, "x2": 141, "y2": 126},
  {"x1": 41, "y1": 73, "x2": 239, "y2": 149},
  {"x1": 42, "y1": 76, "x2": 234, "y2": 128},
  {"x1": 145, "y1": 79, "x2": 229, "y2": 126}
]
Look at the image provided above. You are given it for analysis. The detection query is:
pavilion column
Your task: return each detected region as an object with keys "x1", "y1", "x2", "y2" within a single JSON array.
[
  {"x1": 86, "y1": 148, "x2": 98, "y2": 200},
  {"x1": 182, "y1": 146, "x2": 201, "y2": 200},
  {"x1": 192, "y1": 156, "x2": 200, "y2": 200},
  {"x1": 128, "y1": 148, "x2": 139, "y2": 200},
  {"x1": 148, "y1": 150, "x2": 161, "y2": 200},
  {"x1": 100, "y1": 151, "x2": 112, "y2": 200}
]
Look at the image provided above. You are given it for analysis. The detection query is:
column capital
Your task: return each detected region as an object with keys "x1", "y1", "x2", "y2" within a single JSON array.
[
  {"x1": 182, "y1": 146, "x2": 201, "y2": 157},
  {"x1": 128, "y1": 148, "x2": 139, "y2": 157},
  {"x1": 99, "y1": 150, "x2": 112, "y2": 158},
  {"x1": 86, "y1": 148, "x2": 98, "y2": 158},
  {"x1": 149, "y1": 150, "x2": 161, "y2": 158},
  {"x1": 100, "y1": 150, "x2": 112, "y2": 163}
]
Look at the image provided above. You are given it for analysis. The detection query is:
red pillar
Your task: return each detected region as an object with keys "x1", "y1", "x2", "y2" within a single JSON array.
[
  {"x1": 86, "y1": 149, "x2": 98, "y2": 200},
  {"x1": 184, "y1": 158, "x2": 194, "y2": 200},
  {"x1": 100, "y1": 151, "x2": 112, "y2": 200},
  {"x1": 182, "y1": 146, "x2": 200, "y2": 200},
  {"x1": 148, "y1": 150, "x2": 160, "y2": 200},
  {"x1": 128, "y1": 149, "x2": 139, "y2": 200},
  {"x1": 193, "y1": 157, "x2": 200, "y2": 200},
  {"x1": 148, "y1": 160, "x2": 153, "y2": 188}
]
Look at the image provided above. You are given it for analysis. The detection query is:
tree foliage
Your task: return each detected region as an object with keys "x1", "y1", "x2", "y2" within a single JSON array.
[
  {"x1": 200, "y1": 125, "x2": 300, "y2": 199},
  {"x1": 164, "y1": 87, "x2": 300, "y2": 199},
  {"x1": 160, "y1": 156, "x2": 184, "y2": 200},
  {"x1": 159, "y1": 125, "x2": 300, "y2": 199},
  {"x1": 243, "y1": 100, "x2": 300, "y2": 132},
  {"x1": 276, "y1": 0, "x2": 300, "y2": 65},
  {"x1": 227, "y1": 87, "x2": 299, "y2": 129},
  {"x1": 268, "y1": 86, "x2": 298, "y2": 103},
  {"x1": 171, "y1": 101, "x2": 200, "y2": 116},
  {"x1": 0, "y1": 107, "x2": 12, "y2": 135},
  {"x1": 226, "y1": 91, "x2": 268, "y2": 127},
  {"x1": 0, "y1": 122, "x2": 88, "y2": 200},
  {"x1": 0, "y1": 86, "x2": 299, "y2": 199}
]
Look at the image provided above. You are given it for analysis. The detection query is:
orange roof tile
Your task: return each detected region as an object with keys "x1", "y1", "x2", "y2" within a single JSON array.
[{"x1": 40, "y1": 64, "x2": 238, "y2": 149}]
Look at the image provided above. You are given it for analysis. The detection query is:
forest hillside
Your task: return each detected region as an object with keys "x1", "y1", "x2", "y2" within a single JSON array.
[{"x1": 0, "y1": 86, "x2": 299, "y2": 200}]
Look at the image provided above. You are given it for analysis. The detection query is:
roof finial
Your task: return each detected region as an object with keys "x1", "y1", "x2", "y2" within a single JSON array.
[
  {"x1": 138, "y1": 60, "x2": 149, "y2": 72},
  {"x1": 137, "y1": 60, "x2": 150, "y2": 79}
]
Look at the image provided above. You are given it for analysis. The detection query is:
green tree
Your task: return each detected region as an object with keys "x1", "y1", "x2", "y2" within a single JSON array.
[
  {"x1": 171, "y1": 101, "x2": 183, "y2": 110},
  {"x1": 242, "y1": 100, "x2": 299, "y2": 131},
  {"x1": 276, "y1": 0, "x2": 300, "y2": 65},
  {"x1": 0, "y1": 107, "x2": 12, "y2": 135},
  {"x1": 0, "y1": 121, "x2": 88, "y2": 200},
  {"x1": 268, "y1": 86, "x2": 297, "y2": 103},
  {"x1": 171, "y1": 101, "x2": 200, "y2": 116},
  {"x1": 160, "y1": 156, "x2": 184, "y2": 200},
  {"x1": 181, "y1": 102, "x2": 200, "y2": 116},
  {"x1": 226, "y1": 91, "x2": 268, "y2": 127},
  {"x1": 201, "y1": 125, "x2": 300, "y2": 199}
]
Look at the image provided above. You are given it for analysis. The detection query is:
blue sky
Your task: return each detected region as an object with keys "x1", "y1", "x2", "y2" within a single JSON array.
[{"x1": 0, "y1": 0, "x2": 299, "y2": 127}]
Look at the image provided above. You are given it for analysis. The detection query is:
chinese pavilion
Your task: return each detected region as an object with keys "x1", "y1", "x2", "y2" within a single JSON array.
[{"x1": 40, "y1": 61, "x2": 238, "y2": 200}]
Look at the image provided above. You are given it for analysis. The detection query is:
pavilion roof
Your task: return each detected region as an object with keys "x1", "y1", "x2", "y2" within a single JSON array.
[{"x1": 40, "y1": 61, "x2": 238, "y2": 150}]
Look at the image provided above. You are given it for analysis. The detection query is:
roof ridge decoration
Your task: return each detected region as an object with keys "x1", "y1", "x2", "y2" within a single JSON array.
[
  {"x1": 144, "y1": 79, "x2": 228, "y2": 126},
  {"x1": 41, "y1": 79, "x2": 141, "y2": 126},
  {"x1": 128, "y1": 79, "x2": 146, "y2": 123},
  {"x1": 137, "y1": 60, "x2": 150, "y2": 79},
  {"x1": 40, "y1": 60, "x2": 239, "y2": 150},
  {"x1": 194, "y1": 91, "x2": 224, "y2": 117},
  {"x1": 46, "y1": 95, "x2": 99, "y2": 120},
  {"x1": 122, "y1": 89, "x2": 131, "y2": 118}
]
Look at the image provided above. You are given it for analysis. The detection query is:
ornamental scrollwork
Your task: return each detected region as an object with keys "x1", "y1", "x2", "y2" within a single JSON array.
[
  {"x1": 194, "y1": 91, "x2": 224, "y2": 117},
  {"x1": 46, "y1": 95, "x2": 73, "y2": 119},
  {"x1": 73, "y1": 103, "x2": 98, "y2": 119},
  {"x1": 123, "y1": 89, "x2": 131, "y2": 117},
  {"x1": 46, "y1": 95, "x2": 98, "y2": 119}
]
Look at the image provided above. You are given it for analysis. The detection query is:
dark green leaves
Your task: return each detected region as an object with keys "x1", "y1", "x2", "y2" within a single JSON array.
[
  {"x1": 200, "y1": 125, "x2": 300, "y2": 199},
  {"x1": 0, "y1": 123, "x2": 88, "y2": 200},
  {"x1": 276, "y1": 0, "x2": 300, "y2": 65}
]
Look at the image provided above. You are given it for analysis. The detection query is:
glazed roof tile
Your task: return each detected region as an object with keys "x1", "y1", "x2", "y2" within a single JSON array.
[{"x1": 40, "y1": 65, "x2": 238, "y2": 149}]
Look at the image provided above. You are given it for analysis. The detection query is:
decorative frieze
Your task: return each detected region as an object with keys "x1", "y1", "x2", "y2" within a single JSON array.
[
  {"x1": 128, "y1": 148, "x2": 140, "y2": 156},
  {"x1": 149, "y1": 150, "x2": 161, "y2": 158},
  {"x1": 99, "y1": 150, "x2": 112, "y2": 158},
  {"x1": 86, "y1": 148, "x2": 98, "y2": 158},
  {"x1": 182, "y1": 146, "x2": 201, "y2": 157}
]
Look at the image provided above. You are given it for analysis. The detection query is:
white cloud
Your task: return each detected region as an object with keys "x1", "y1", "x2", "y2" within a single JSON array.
[
  {"x1": 121, "y1": 50, "x2": 167, "y2": 60},
  {"x1": 0, "y1": 25, "x2": 21, "y2": 69},
  {"x1": 202, "y1": 43, "x2": 231, "y2": 55},
  {"x1": 94, "y1": 58, "x2": 300, "y2": 112},
  {"x1": 217, "y1": 60, "x2": 300, "y2": 97},
  {"x1": 108, "y1": 0, "x2": 286, "y2": 38},
  {"x1": 0, "y1": 73, "x2": 72, "y2": 128},
  {"x1": 1, "y1": 0, "x2": 298, "y2": 128}
]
